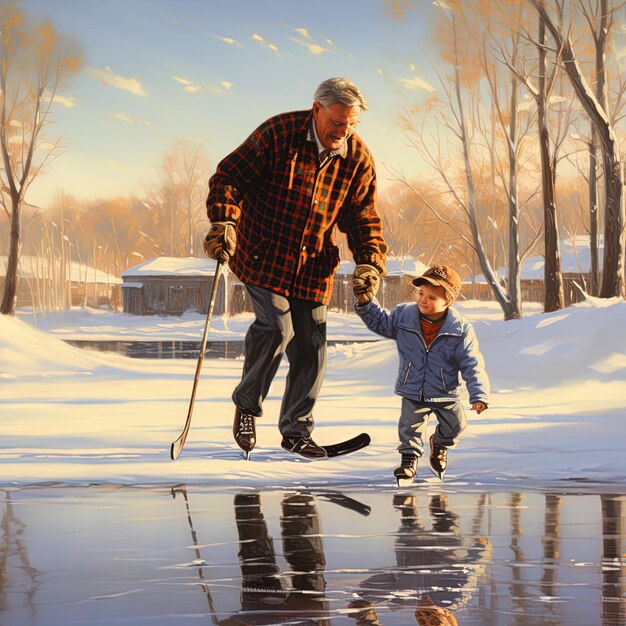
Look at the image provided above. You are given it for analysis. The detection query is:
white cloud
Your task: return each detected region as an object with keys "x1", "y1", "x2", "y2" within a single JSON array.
[
  {"x1": 54, "y1": 94, "x2": 77, "y2": 108},
  {"x1": 41, "y1": 91, "x2": 76, "y2": 108},
  {"x1": 288, "y1": 36, "x2": 329, "y2": 55},
  {"x1": 112, "y1": 112, "x2": 134, "y2": 123},
  {"x1": 171, "y1": 75, "x2": 233, "y2": 96},
  {"x1": 111, "y1": 112, "x2": 151, "y2": 126},
  {"x1": 285, "y1": 25, "x2": 332, "y2": 56},
  {"x1": 88, "y1": 66, "x2": 147, "y2": 97},
  {"x1": 252, "y1": 33, "x2": 279, "y2": 54},
  {"x1": 41, "y1": 92, "x2": 77, "y2": 108},
  {"x1": 399, "y1": 75, "x2": 436, "y2": 93},
  {"x1": 208, "y1": 33, "x2": 244, "y2": 47}
]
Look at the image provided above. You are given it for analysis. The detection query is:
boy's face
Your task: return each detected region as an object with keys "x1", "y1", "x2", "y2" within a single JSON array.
[{"x1": 415, "y1": 283, "x2": 452, "y2": 319}]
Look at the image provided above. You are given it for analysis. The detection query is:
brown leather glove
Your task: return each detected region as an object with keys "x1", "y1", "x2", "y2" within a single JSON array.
[
  {"x1": 203, "y1": 222, "x2": 236, "y2": 262},
  {"x1": 352, "y1": 263, "x2": 380, "y2": 305}
]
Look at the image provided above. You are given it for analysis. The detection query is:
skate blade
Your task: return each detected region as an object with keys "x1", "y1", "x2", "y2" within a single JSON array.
[
  {"x1": 396, "y1": 477, "x2": 415, "y2": 487},
  {"x1": 430, "y1": 466, "x2": 445, "y2": 481},
  {"x1": 244, "y1": 450, "x2": 251, "y2": 461}
]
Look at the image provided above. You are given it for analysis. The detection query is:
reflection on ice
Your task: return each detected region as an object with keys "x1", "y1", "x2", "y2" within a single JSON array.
[{"x1": 0, "y1": 486, "x2": 624, "y2": 625}]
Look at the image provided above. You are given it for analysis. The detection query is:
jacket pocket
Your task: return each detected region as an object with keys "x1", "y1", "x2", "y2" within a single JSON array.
[
  {"x1": 245, "y1": 236, "x2": 267, "y2": 264},
  {"x1": 441, "y1": 368, "x2": 459, "y2": 392},
  {"x1": 399, "y1": 361, "x2": 413, "y2": 387},
  {"x1": 440, "y1": 368, "x2": 448, "y2": 392}
]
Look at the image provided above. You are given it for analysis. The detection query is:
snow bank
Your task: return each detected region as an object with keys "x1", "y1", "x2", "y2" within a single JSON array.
[
  {"x1": 0, "y1": 314, "x2": 101, "y2": 378},
  {"x1": 477, "y1": 297, "x2": 626, "y2": 388},
  {"x1": 1, "y1": 299, "x2": 625, "y2": 488}
]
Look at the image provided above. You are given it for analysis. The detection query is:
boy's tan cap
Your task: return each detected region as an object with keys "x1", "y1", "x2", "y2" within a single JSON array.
[{"x1": 407, "y1": 265, "x2": 462, "y2": 300}]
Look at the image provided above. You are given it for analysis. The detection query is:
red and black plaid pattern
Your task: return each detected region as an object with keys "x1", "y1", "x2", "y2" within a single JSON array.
[{"x1": 206, "y1": 109, "x2": 387, "y2": 304}]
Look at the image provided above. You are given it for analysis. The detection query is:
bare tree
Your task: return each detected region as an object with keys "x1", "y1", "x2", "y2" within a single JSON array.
[
  {"x1": 143, "y1": 141, "x2": 210, "y2": 257},
  {"x1": 178, "y1": 141, "x2": 210, "y2": 257},
  {"x1": 536, "y1": 5, "x2": 565, "y2": 311},
  {"x1": 483, "y1": 3, "x2": 545, "y2": 316},
  {"x1": 577, "y1": 0, "x2": 626, "y2": 295},
  {"x1": 0, "y1": 3, "x2": 82, "y2": 314},
  {"x1": 530, "y1": 0, "x2": 625, "y2": 298},
  {"x1": 394, "y1": 1, "x2": 545, "y2": 319}
]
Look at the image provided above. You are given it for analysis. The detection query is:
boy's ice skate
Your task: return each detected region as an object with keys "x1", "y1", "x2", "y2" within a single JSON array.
[
  {"x1": 394, "y1": 453, "x2": 418, "y2": 487},
  {"x1": 429, "y1": 434, "x2": 447, "y2": 480}
]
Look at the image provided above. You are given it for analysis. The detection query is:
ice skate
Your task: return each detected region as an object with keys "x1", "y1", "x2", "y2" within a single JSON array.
[
  {"x1": 394, "y1": 453, "x2": 418, "y2": 487},
  {"x1": 233, "y1": 408, "x2": 256, "y2": 459},
  {"x1": 429, "y1": 434, "x2": 447, "y2": 480},
  {"x1": 281, "y1": 435, "x2": 327, "y2": 459}
]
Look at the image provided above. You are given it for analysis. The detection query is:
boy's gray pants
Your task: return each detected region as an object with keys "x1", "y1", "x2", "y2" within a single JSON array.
[
  {"x1": 398, "y1": 397, "x2": 467, "y2": 457},
  {"x1": 232, "y1": 284, "x2": 327, "y2": 438}
]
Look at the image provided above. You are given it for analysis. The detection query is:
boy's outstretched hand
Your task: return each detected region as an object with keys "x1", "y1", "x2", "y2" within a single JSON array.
[{"x1": 471, "y1": 402, "x2": 488, "y2": 414}]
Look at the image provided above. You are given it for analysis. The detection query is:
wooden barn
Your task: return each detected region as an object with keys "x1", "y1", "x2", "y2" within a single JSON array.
[
  {"x1": 461, "y1": 237, "x2": 602, "y2": 307},
  {"x1": 122, "y1": 256, "x2": 428, "y2": 316},
  {"x1": 121, "y1": 257, "x2": 248, "y2": 316}
]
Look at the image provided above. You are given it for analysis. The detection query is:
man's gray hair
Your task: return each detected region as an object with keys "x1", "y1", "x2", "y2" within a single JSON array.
[{"x1": 314, "y1": 77, "x2": 368, "y2": 111}]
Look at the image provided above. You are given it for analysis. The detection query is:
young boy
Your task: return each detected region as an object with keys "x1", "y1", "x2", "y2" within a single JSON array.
[{"x1": 353, "y1": 264, "x2": 489, "y2": 485}]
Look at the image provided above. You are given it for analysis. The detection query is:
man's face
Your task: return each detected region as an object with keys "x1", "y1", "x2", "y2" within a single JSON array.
[{"x1": 312, "y1": 101, "x2": 361, "y2": 150}]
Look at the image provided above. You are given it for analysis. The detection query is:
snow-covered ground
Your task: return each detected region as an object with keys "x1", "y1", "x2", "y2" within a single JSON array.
[{"x1": 1, "y1": 298, "x2": 625, "y2": 489}]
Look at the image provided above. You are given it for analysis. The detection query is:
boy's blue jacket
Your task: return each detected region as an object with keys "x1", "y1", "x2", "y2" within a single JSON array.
[{"x1": 356, "y1": 299, "x2": 490, "y2": 404}]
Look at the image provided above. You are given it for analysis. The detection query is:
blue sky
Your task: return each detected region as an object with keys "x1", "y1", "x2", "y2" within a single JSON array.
[{"x1": 23, "y1": 0, "x2": 440, "y2": 206}]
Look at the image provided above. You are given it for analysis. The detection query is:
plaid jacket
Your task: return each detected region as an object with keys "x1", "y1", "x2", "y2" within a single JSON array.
[{"x1": 206, "y1": 109, "x2": 388, "y2": 304}]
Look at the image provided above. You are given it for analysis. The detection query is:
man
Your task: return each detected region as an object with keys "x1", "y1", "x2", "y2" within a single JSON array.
[{"x1": 205, "y1": 77, "x2": 387, "y2": 459}]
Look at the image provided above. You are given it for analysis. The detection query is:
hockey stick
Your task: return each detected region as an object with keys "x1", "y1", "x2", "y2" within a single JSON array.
[
  {"x1": 171, "y1": 486, "x2": 220, "y2": 625},
  {"x1": 170, "y1": 260, "x2": 225, "y2": 460}
]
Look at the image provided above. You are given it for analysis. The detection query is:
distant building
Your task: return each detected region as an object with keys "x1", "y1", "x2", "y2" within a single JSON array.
[
  {"x1": 464, "y1": 236, "x2": 603, "y2": 305},
  {"x1": 121, "y1": 256, "x2": 428, "y2": 316},
  {"x1": 1, "y1": 255, "x2": 121, "y2": 309},
  {"x1": 121, "y1": 257, "x2": 240, "y2": 315}
]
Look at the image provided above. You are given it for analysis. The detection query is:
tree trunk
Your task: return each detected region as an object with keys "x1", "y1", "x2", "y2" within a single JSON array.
[
  {"x1": 531, "y1": 0, "x2": 624, "y2": 298},
  {"x1": 600, "y1": 150, "x2": 625, "y2": 297},
  {"x1": 589, "y1": 130, "x2": 600, "y2": 295},
  {"x1": 507, "y1": 41, "x2": 522, "y2": 319},
  {"x1": 537, "y1": 16, "x2": 564, "y2": 313},
  {"x1": 589, "y1": 0, "x2": 609, "y2": 296},
  {"x1": 0, "y1": 195, "x2": 21, "y2": 315}
]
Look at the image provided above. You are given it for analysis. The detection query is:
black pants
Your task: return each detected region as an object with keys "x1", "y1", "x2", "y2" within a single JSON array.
[{"x1": 232, "y1": 284, "x2": 327, "y2": 438}]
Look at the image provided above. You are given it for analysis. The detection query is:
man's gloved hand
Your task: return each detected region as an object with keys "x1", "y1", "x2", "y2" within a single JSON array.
[
  {"x1": 203, "y1": 222, "x2": 236, "y2": 262},
  {"x1": 352, "y1": 264, "x2": 380, "y2": 305}
]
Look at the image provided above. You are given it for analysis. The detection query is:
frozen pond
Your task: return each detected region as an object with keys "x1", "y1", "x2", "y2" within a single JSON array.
[
  {"x1": 63, "y1": 339, "x2": 378, "y2": 359},
  {"x1": 1, "y1": 485, "x2": 624, "y2": 625}
]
